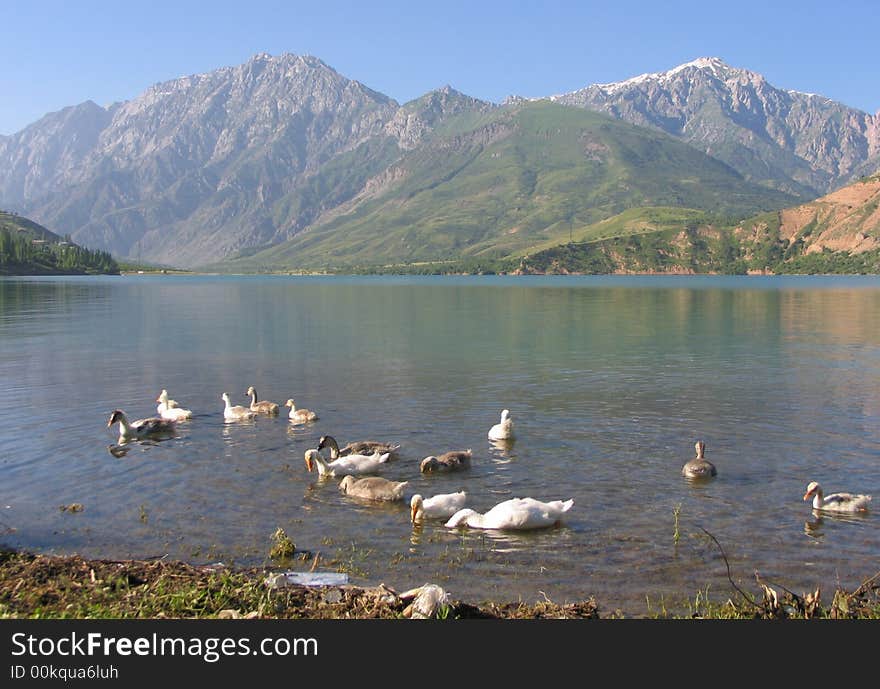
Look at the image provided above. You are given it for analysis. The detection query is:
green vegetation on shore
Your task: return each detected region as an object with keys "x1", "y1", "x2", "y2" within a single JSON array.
[
  {"x1": 0, "y1": 211, "x2": 119, "y2": 275},
  {"x1": 517, "y1": 227, "x2": 880, "y2": 276},
  {"x1": 1, "y1": 548, "x2": 877, "y2": 619}
]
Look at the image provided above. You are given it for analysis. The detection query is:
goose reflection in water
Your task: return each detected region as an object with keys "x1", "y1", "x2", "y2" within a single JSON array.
[
  {"x1": 450, "y1": 522, "x2": 573, "y2": 554},
  {"x1": 409, "y1": 522, "x2": 424, "y2": 549},
  {"x1": 285, "y1": 423, "x2": 313, "y2": 441},
  {"x1": 107, "y1": 444, "x2": 130, "y2": 458},
  {"x1": 804, "y1": 509, "x2": 869, "y2": 539},
  {"x1": 489, "y1": 438, "x2": 516, "y2": 462},
  {"x1": 804, "y1": 514, "x2": 825, "y2": 539}
]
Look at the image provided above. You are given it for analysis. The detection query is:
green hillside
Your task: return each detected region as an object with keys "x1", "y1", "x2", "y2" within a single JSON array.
[
  {"x1": 223, "y1": 101, "x2": 799, "y2": 272},
  {"x1": 515, "y1": 175, "x2": 880, "y2": 275},
  {"x1": 518, "y1": 224, "x2": 880, "y2": 276},
  {"x1": 0, "y1": 211, "x2": 119, "y2": 275}
]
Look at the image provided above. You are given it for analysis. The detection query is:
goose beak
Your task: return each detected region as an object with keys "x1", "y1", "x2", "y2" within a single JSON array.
[
  {"x1": 410, "y1": 504, "x2": 418, "y2": 524},
  {"x1": 305, "y1": 454, "x2": 313, "y2": 472},
  {"x1": 803, "y1": 490, "x2": 813, "y2": 501}
]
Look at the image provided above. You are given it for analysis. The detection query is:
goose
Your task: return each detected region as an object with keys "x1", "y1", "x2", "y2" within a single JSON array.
[
  {"x1": 682, "y1": 441, "x2": 717, "y2": 479},
  {"x1": 339, "y1": 475, "x2": 408, "y2": 502},
  {"x1": 488, "y1": 409, "x2": 515, "y2": 441},
  {"x1": 245, "y1": 386, "x2": 279, "y2": 415},
  {"x1": 158, "y1": 391, "x2": 179, "y2": 408},
  {"x1": 318, "y1": 435, "x2": 400, "y2": 461},
  {"x1": 156, "y1": 389, "x2": 193, "y2": 421},
  {"x1": 803, "y1": 481, "x2": 871, "y2": 513},
  {"x1": 410, "y1": 491, "x2": 468, "y2": 523},
  {"x1": 285, "y1": 399, "x2": 318, "y2": 424},
  {"x1": 221, "y1": 392, "x2": 256, "y2": 421},
  {"x1": 420, "y1": 449, "x2": 472, "y2": 473},
  {"x1": 304, "y1": 448, "x2": 390, "y2": 477},
  {"x1": 445, "y1": 497, "x2": 574, "y2": 531},
  {"x1": 107, "y1": 409, "x2": 176, "y2": 443}
]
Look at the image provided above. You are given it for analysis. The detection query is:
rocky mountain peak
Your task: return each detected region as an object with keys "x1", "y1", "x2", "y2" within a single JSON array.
[
  {"x1": 384, "y1": 86, "x2": 493, "y2": 149},
  {"x1": 581, "y1": 56, "x2": 763, "y2": 97},
  {"x1": 550, "y1": 58, "x2": 877, "y2": 196}
]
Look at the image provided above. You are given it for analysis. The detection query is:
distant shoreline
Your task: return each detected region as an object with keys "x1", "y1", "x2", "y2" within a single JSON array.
[{"x1": 3, "y1": 267, "x2": 877, "y2": 278}]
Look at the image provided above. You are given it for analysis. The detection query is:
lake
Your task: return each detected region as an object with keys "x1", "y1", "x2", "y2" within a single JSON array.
[{"x1": 1, "y1": 274, "x2": 878, "y2": 616}]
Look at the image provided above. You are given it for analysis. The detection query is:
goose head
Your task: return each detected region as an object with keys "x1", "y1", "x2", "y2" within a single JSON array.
[
  {"x1": 107, "y1": 409, "x2": 125, "y2": 427},
  {"x1": 420, "y1": 456, "x2": 439, "y2": 473},
  {"x1": 317, "y1": 435, "x2": 339, "y2": 452},
  {"x1": 803, "y1": 481, "x2": 822, "y2": 501},
  {"x1": 410, "y1": 494, "x2": 424, "y2": 523},
  {"x1": 156, "y1": 389, "x2": 169, "y2": 404},
  {"x1": 246, "y1": 386, "x2": 256, "y2": 397},
  {"x1": 338, "y1": 475, "x2": 355, "y2": 493},
  {"x1": 221, "y1": 392, "x2": 231, "y2": 404},
  {"x1": 284, "y1": 399, "x2": 296, "y2": 409},
  {"x1": 695, "y1": 441, "x2": 706, "y2": 459},
  {"x1": 304, "y1": 449, "x2": 320, "y2": 472}
]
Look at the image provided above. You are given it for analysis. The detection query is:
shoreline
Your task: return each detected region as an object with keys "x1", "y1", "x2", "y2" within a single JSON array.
[{"x1": 2, "y1": 548, "x2": 877, "y2": 619}]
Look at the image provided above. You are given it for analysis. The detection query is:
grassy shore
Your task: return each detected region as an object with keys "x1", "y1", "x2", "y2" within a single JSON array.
[{"x1": 2, "y1": 548, "x2": 878, "y2": 619}]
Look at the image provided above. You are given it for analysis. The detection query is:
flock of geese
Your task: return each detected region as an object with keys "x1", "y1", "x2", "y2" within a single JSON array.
[
  {"x1": 106, "y1": 394, "x2": 575, "y2": 530},
  {"x1": 107, "y1": 391, "x2": 873, "y2": 529}
]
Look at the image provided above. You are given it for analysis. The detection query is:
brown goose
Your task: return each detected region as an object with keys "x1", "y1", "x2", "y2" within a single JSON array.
[
  {"x1": 107, "y1": 409, "x2": 176, "y2": 443},
  {"x1": 285, "y1": 399, "x2": 318, "y2": 424},
  {"x1": 338, "y1": 475, "x2": 408, "y2": 502},
  {"x1": 317, "y1": 435, "x2": 400, "y2": 461},
  {"x1": 681, "y1": 441, "x2": 717, "y2": 479},
  {"x1": 246, "y1": 386, "x2": 280, "y2": 415},
  {"x1": 420, "y1": 449, "x2": 472, "y2": 473}
]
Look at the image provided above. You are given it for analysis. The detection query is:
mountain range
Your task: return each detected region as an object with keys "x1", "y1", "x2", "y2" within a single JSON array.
[{"x1": 0, "y1": 53, "x2": 877, "y2": 269}]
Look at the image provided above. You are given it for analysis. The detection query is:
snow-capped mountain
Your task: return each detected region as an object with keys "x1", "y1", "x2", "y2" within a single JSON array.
[{"x1": 551, "y1": 57, "x2": 879, "y2": 196}]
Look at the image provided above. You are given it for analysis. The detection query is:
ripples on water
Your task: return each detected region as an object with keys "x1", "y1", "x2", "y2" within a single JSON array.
[{"x1": 0, "y1": 274, "x2": 878, "y2": 615}]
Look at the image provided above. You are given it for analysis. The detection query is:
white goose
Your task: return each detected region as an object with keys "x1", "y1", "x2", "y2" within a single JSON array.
[
  {"x1": 339, "y1": 475, "x2": 408, "y2": 502},
  {"x1": 488, "y1": 409, "x2": 515, "y2": 441},
  {"x1": 285, "y1": 399, "x2": 318, "y2": 424},
  {"x1": 246, "y1": 386, "x2": 279, "y2": 415},
  {"x1": 107, "y1": 409, "x2": 176, "y2": 443},
  {"x1": 221, "y1": 392, "x2": 256, "y2": 421},
  {"x1": 445, "y1": 497, "x2": 574, "y2": 531},
  {"x1": 304, "y1": 448, "x2": 390, "y2": 477},
  {"x1": 410, "y1": 491, "x2": 468, "y2": 523},
  {"x1": 156, "y1": 389, "x2": 193, "y2": 421},
  {"x1": 803, "y1": 481, "x2": 871, "y2": 513}
]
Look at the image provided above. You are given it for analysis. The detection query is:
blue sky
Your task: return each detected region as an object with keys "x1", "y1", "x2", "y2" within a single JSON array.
[{"x1": 1, "y1": 0, "x2": 877, "y2": 135}]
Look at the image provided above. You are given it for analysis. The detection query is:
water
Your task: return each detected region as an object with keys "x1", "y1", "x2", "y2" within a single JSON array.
[{"x1": 1, "y1": 274, "x2": 878, "y2": 615}]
